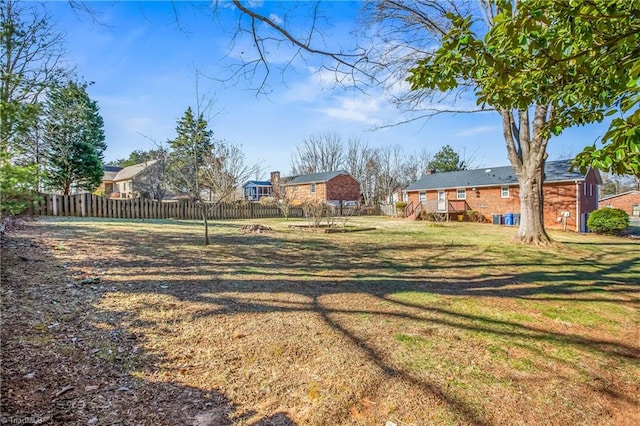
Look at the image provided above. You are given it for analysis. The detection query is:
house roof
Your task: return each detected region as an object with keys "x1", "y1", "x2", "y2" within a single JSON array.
[
  {"x1": 284, "y1": 170, "x2": 352, "y2": 185},
  {"x1": 102, "y1": 165, "x2": 123, "y2": 181},
  {"x1": 599, "y1": 190, "x2": 640, "y2": 202},
  {"x1": 103, "y1": 160, "x2": 158, "y2": 182},
  {"x1": 243, "y1": 180, "x2": 272, "y2": 188},
  {"x1": 405, "y1": 160, "x2": 590, "y2": 191}
]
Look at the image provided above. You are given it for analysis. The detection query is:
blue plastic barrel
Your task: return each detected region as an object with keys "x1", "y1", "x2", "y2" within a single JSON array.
[{"x1": 504, "y1": 213, "x2": 514, "y2": 226}]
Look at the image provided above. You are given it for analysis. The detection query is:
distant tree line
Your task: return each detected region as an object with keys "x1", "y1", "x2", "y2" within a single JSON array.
[
  {"x1": 289, "y1": 133, "x2": 470, "y2": 204},
  {"x1": 600, "y1": 174, "x2": 640, "y2": 197}
]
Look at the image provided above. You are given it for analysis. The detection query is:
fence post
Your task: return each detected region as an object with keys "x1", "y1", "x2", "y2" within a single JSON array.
[{"x1": 64, "y1": 194, "x2": 71, "y2": 216}]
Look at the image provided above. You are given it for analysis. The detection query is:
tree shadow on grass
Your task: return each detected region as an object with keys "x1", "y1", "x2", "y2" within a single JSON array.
[
  {"x1": 0, "y1": 229, "x2": 297, "y2": 426},
  {"x1": 17, "y1": 218, "x2": 640, "y2": 424},
  {"x1": 99, "y1": 272, "x2": 638, "y2": 424}
]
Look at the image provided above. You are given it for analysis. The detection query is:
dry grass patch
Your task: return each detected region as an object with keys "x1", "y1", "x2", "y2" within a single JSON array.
[{"x1": 2, "y1": 216, "x2": 639, "y2": 425}]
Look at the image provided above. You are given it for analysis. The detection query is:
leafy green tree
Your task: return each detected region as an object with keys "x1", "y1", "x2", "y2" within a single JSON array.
[
  {"x1": 427, "y1": 145, "x2": 465, "y2": 173},
  {"x1": 406, "y1": 0, "x2": 639, "y2": 244},
  {"x1": 1, "y1": 0, "x2": 68, "y2": 153},
  {"x1": 574, "y1": 55, "x2": 639, "y2": 177},
  {"x1": 167, "y1": 106, "x2": 213, "y2": 198},
  {"x1": 42, "y1": 81, "x2": 106, "y2": 194},
  {"x1": 0, "y1": 162, "x2": 38, "y2": 214},
  {"x1": 1, "y1": 0, "x2": 70, "y2": 213},
  {"x1": 491, "y1": 2, "x2": 639, "y2": 179}
]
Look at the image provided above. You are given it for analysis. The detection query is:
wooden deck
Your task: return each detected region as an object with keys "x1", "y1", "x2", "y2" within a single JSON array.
[{"x1": 405, "y1": 200, "x2": 470, "y2": 220}]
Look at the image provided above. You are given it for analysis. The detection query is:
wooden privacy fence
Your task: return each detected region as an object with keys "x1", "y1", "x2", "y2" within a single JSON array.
[
  {"x1": 378, "y1": 204, "x2": 397, "y2": 216},
  {"x1": 33, "y1": 193, "x2": 305, "y2": 220}
]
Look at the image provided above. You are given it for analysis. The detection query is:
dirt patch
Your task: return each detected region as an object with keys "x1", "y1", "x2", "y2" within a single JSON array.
[{"x1": 240, "y1": 224, "x2": 273, "y2": 234}]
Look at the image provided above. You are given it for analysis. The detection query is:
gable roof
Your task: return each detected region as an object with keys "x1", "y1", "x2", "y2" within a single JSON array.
[
  {"x1": 102, "y1": 165, "x2": 123, "y2": 181},
  {"x1": 104, "y1": 160, "x2": 158, "y2": 182},
  {"x1": 405, "y1": 160, "x2": 590, "y2": 191},
  {"x1": 599, "y1": 190, "x2": 640, "y2": 202},
  {"x1": 284, "y1": 170, "x2": 352, "y2": 185}
]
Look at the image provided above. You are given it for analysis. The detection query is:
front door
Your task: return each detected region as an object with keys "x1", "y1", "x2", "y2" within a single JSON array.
[{"x1": 437, "y1": 191, "x2": 446, "y2": 211}]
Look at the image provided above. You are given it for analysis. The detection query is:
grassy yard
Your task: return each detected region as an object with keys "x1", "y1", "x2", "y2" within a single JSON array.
[{"x1": 2, "y1": 216, "x2": 639, "y2": 425}]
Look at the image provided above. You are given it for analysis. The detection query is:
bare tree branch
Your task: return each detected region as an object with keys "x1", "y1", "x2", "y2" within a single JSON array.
[{"x1": 290, "y1": 133, "x2": 345, "y2": 175}]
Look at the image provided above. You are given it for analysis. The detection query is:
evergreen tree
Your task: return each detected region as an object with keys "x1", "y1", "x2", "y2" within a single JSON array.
[
  {"x1": 1, "y1": 0, "x2": 70, "y2": 213},
  {"x1": 427, "y1": 145, "x2": 465, "y2": 173},
  {"x1": 108, "y1": 148, "x2": 165, "y2": 167},
  {"x1": 42, "y1": 81, "x2": 106, "y2": 194},
  {"x1": 167, "y1": 106, "x2": 213, "y2": 198}
]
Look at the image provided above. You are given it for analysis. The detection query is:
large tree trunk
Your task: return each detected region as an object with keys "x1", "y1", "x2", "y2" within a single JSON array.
[
  {"x1": 515, "y1": 160, "x2": 551, "y2": 244},
  {"x1": 501, "y1": 106, "x2": 552, "y2": 245}
]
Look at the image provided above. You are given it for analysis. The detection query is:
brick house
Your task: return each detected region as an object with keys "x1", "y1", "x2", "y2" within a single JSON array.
[
  {"x1": 99, "y1": 160, "x2": 160, "y2": 199},
  {"x1": 403, "y1": 160, "x2": 602, "y2": 232},
  {"x1": 268, "y1": 170, "x2": 361, "y2": 206},
  {"x1": 599, "y1": 190, "x2": 640, "y2": 217}
]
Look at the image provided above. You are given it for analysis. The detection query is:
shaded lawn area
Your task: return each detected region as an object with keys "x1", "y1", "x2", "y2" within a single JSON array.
[{"x1": 1, "y1": 216, "x2": 639, "y2": 425}]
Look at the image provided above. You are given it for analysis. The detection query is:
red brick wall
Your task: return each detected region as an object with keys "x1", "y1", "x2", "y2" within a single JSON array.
[
  {"x1": 285, "y1": 174, "x2": 360, "y2": 205},
  {"x1": 406, "y1": 186, "x2": 520, "y2": 218},
  {"x1": 543, "y1": 182, "x2": 578, "y2": 231},
  {"x1": 600, "y1": 192, "x2": 640, "y2": 216},
  {"x1": 286, "y1": 182, "x2": 327, "y2": 205},
  {"x1": 406, "y1": 177, "x2": 600, "y2": 232},
  {"x1": 326, "y1": 174, "x2": 361, "y2": 201}
]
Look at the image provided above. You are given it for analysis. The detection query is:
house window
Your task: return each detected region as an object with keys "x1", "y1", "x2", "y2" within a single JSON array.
[
  {"x1": 310, "y1": 183, "x2": 316, "y2": 193},
  {"x1": 501, "y1": 186, "x2": 509, "y2": 198},
  {"x1": 419, "y1": 192, "x2": 426, "y2": 202},
  {"x1": 632, "y1": 205, "x2": 640, "y2": 216},
  {"x1": 456, "y1": 189, "x2": 466, "y2": 200},
  {"x1": 589, "y1": 184, "x2": 593, "y2": 197}
]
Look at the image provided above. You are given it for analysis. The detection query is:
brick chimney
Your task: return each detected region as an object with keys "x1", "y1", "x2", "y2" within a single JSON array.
[{"x1": 270, "y1": 171, "x2": 280, "y2": 197}]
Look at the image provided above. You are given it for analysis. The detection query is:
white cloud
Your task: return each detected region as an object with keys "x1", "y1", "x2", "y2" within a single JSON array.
[
  {"x1": 284, "y1": 67, "x2": 358, "y2": 102},
  {"x1": 454, "y1": 125, "x2": 501, "y2": 137},
  {"x1": 316, "y1": 96, "x2": 382, "y2": 124}
]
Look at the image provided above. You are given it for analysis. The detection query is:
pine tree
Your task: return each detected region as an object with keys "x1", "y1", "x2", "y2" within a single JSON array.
[
  {"x1": 42, "y1": 81, "x2": 106, "y2": 194},
  {"x1": 427, "y1": 145, "x2": 465, "y2": 173},
  {"x1": 167, "y1": 106, "x2": 213, "y2": 198}
]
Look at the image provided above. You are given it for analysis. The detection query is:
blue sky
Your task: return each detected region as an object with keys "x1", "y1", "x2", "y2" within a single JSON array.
[{"x1": 44, "y1": 1, "x2": 612, "y2": 177}]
